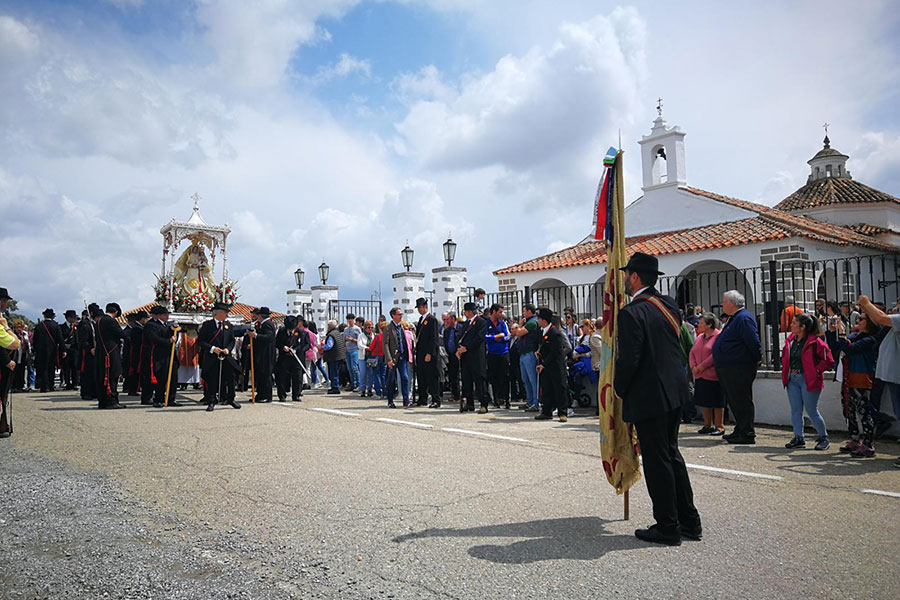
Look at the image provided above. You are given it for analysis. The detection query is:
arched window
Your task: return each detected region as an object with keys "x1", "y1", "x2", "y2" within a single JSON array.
[
  {"x1": 652, "y1": 146, "x2": 667, "y2": 185},
  {"x1": 826, "y1": 164, "x2": 833, "y2": 177}
]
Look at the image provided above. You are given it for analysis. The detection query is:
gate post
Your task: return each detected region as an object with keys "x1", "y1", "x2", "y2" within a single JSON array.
[{"x1": 767, "y1": 260, "x2": 780, "y2": 370}]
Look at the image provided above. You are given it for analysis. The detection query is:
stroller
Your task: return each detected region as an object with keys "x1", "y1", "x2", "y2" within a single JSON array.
[{"x1": 568, "y1": 344, "x2": 598, "y2": 408}]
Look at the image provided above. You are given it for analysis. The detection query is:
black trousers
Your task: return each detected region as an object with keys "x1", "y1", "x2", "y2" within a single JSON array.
[
  {"x1": 716, "y1": 364, "x2": 758, "y2": 438},
  {"x1": 95, "y1": 350, "x2": 121, "y2": 408},
  {"x1": 0, "y1": 365, "x2": 12, "y2": 434},
  {"x1": 539, "y1": 370, "x2": 568, "y2": 416},
  {"x1": 35, "y1": 355, "x2": 56, "y2": 391},
  {"x1": 80, "y1": 353, "x2": 97, "y2": 399},
  {"x1": 255, "y1": 365, "x2": 274, "y2": 401},
  {"x1": 634, "y1": 407, "x2": 701, "y2": 533},
  {"x1": 445, "y1": 353, "x2": 460, "y2": 400},
  {"x1": 416, "y1": 355, "x2": 439, "y2": 404},
  {"x1": 140, "y1": 360, "x2": 154, "y2": 403},
  {"x1": 276, "y1": 358, "x2": 302, "y2": 400},
  {"x1": 487, "y1": 353, "x2": 510, "y2": 401},
  {"x1": 206, "y1": 359, "x2": 236, "y2": 404},
  {"x1": 460, "y1": 358, "x2": 487, "y2": 409}
]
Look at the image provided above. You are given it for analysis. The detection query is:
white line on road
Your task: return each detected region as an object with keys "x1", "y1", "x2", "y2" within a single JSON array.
[
  {"x1": 684, "y1": 462, "x2": 783, "y2": 481},
  {"x1": 311, "y1": 408, "x2": 360, "y2": 417},
  {"x1": 376, "y1": 418, "x2": 434, "y2": 429},
  {"x1": 442, "y1": 428, "x2": 531, "y2": 443},
  {"x1": 861, "y1": 488, "x2": 900, "y2": 499}
]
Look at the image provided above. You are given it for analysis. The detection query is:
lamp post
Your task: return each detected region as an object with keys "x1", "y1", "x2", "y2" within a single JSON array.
[
  {"x1": 318, "y1": 261, "x2": 329, "y2": 285},
  {"x1": 442, "y1": 235, "x2": 457, "y2": 267},
  {"x1": 294, "y1": 267, "x2": 305, "y2": 290},
  {"x1": 401, "y1": 243, "x2": 414, "y2": 272}
]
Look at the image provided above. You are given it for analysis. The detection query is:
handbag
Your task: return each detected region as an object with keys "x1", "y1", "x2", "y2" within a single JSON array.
[{"x1": 366, "y1": 357, "x2": 378, "y2": 368}]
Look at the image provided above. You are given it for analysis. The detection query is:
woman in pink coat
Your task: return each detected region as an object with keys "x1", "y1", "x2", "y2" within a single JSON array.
[
  {"x1": 781, "y1": 313, "x2": 834, "y2": 450},
  {"x1": 689, "y1": 313, "x2": 725, "y2": 435}
]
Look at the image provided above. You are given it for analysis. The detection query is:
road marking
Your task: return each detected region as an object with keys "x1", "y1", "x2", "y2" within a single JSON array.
[
  {"x1": 376, "y1": 418, "x2": 433, "y2": 429},
  {"x1": 684, "y1": 462, "x2": 783, "y2": 481},
  {"x1": 861, "y1": 489, "x2": 900, "y2": 499},
  {"x1": 311, "y1": 408, "x2": 360, "y2": 417},
  {"x1": 442, "y1": 428, "x2": 531, "y2": 443}
]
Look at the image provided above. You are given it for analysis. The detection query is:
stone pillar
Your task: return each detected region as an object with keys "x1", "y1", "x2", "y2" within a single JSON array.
[
  {"x1": 431, "y1": 266, "x2": 467, "y2": 316},
  {"x1": 285, "y1": 289, "x2": 312, "y2": 317},
  {"x1": 311, "y1": 285, "x2": 339, "y2": 335},
  {"x1": 392, "y1": 272, "x2": 425, "y2": 323}
]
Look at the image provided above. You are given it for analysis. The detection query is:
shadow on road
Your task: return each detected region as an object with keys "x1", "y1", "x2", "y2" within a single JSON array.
[
  {"x1": 728, "y1": 444, "x2": 900, "y2": 476},
  {"x1": 392, "y1": 516, "x2": 643, "y2": 564}
]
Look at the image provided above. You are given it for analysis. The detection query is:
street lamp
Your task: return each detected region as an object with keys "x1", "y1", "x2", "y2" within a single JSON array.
[
  {"x1": 318, "y1": 260, "x2": 329, "y2": 285},
  {"x1": 443, "y1": 235, "x2": 457, "y2": 267},
  {"x1": 401, "y1": 243, "x2": 414, "y2": 272},
  {"x1": 294, "y1": 267, "x2": 304, "y2": 290}
]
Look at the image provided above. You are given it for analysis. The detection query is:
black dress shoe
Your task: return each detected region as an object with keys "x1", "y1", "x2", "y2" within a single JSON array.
[
  {"x1": 152, "y1": 402, "x2": 163, "y2": 408},
  {"x1": 228, "y1": 401, "x2": 241, "y2": 409},
  {"x1": 206, "y1": 403, "x2": 215, "y2": 412},
  {"x1": 535, "y1": 413, "x2": 552, "y2": 420},
  {"x1": 726, "y1": 436, "x2": 755, "y2": 445},
  {"x1": 635, "y1": 525, "x2": 681, "y2": 546},
  {"x1": 428, "y1": 402, "x2": 441, "y2": 409},
  {"x1": 680, "y1": 524, "x2": 703, "y2": 541},
  {"x1": 169, "y1": 401, "x2": 184, "y2": 407},
  {"x1": 388, "y1": 402, "x2": 396, "y2": 408},
  {"x1": 0, "y1": 431, "x2": 11, "y2": 439}
]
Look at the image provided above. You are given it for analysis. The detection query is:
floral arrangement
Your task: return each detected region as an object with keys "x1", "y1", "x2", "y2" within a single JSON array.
[
  {"x1": 180, "y1": 290, "x2": 214, "y2": 312},
  {"x1": 153, "y1": 275, "x2": 173, "y2": 304},
  {"x1": 215, "y1": 279, "x2": 239, "y2": 305}
]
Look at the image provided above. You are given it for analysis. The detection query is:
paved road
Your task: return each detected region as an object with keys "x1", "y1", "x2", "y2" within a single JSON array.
[{"x1": 2, "y1": 387, "x2": 899, "y2": 599}]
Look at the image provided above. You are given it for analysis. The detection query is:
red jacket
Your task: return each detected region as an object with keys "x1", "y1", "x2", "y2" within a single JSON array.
[
  {"x1": 781, "y1": 333, "x2": 834, "y2": 391},
  {"x1": 368, "y1": 333, "x2": 385, "y2": 357}
]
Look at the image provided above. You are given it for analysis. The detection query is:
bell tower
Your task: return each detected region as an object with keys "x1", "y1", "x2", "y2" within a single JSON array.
[{"x1": 638, "y1": 99, "x2": 686, "y2": 191}]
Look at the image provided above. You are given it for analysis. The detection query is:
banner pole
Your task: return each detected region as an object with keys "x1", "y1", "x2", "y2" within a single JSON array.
[
  {"x1": 624, "y1": 490, "x2": 630, "y2": 521},
  {"x1": 163, "y1": 326, "x2": 181, "y2": 407}
]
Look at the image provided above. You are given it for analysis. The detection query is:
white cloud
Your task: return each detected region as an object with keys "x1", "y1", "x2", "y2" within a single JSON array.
[
  {"x1": 312, "y1": 53, "x2": 372, "y2": 83},
  {"x1": 395, "y1": 9, "x2": 647, "y2": 173}
]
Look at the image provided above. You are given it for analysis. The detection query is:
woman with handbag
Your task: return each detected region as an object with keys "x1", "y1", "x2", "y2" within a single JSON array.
[
  {"x1": 781, "y1": 313, "x2": 834, "y2": 450},
  {"x1": 837, "y1": 315, "x2": 879, "y2": 457}
]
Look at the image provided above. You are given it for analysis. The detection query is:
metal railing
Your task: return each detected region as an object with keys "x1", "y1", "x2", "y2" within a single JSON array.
[{"x1": 328, "y1": 299, "x2": 383, "y2": 324}]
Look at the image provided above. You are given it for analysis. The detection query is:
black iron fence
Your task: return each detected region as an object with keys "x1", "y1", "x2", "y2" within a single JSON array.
[
  {"x1": 515, "y1": 253, "x2": 898, "y2": 370},
  {"x1": 328, "y1": 299, "x2": 383, "y2": 324}
]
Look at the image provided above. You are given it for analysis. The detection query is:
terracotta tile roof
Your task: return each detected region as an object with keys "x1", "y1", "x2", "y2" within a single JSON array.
[
  {"x1": 847, "y1": 223, "x2": 900, "y2": 237},
  {"x1": 774, "y1": 177, "x2": 900, "y2": 212},
  {"x1": 494, "y1": 186, "x2": 899, "y2": 276},
  {"x1": 119, "y1": 301, "x2": 284, "y2": 325}
]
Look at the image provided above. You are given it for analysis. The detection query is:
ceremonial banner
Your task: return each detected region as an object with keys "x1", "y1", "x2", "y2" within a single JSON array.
[{"x1": 596, "y1": 147, "x2": 641, "y2": 495}]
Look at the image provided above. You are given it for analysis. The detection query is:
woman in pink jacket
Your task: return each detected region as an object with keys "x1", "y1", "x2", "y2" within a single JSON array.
[
  {"x1": 689, "y1": 313, "x2": 725, "y2": 435},
  {"x1": 781, "y1": 313, "x2": 834, "y2": 450}
]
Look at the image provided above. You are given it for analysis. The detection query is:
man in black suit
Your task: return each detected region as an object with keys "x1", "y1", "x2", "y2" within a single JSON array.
[
  {"x1": 61, "y1": 310, "x2": 80, "y2": 390},
  {"x1": 456, "y1": 302, "x2": 488, "y2": 413},
  {"x1": 534, "y1": 308, "x2": 569, "y2": 423},
  {"x1": 125, "y1": 310, "x2": 148, "y2": 396},
  {"x1": 95, "y1": 303, "x2": 127, "y2": 409},
  {"x1": 77, "y1": 308, "x2": 98, "y2": 400},
  {"x1": 33, "y1": 308, "x2": 64, "y2": 392},
  {"x1": 414, "y1": 298, "x2": 440, "y2": 408},
  {"x1": 198, "y1": 302, "x2": 241, "y2": 411},
  {"x1": 614, "y1": 252, "x2": 701, "y2": 546},
  {"x1": 143, "y1": 305, "x2": 181, "y2": 408},
  {"x1": 274, "y1": 315, "x2": 310, "y2": 402},
  {"x1": 248, "y1": 306, "x2": 276, "y2": 402}
]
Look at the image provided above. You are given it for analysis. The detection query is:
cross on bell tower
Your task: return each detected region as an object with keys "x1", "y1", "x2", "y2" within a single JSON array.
[{"x1": 656, "y1": 97, "x2": 663, "y2": 117}]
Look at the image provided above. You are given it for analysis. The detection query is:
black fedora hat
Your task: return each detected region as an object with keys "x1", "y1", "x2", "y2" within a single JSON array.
[
  {"x1": 0, "y1": 287, "x2": 11, "y2": 301},
  {"x1": 415, "y1": 297, "x2": 428, "y2": 308},
  {"x1": 150, "y1": 305, "x2": 170, "y2": 315},
  {"x1": 212, "y1": 301, "x2": 231, "y2": 312},
  {"x1": 63, "y1": 309, "x2": 78, "y2": 319},
  {"x1": 619, "y1": 252, "x2": 664, "y2": 275},
  {"x1": 133, "y1": 310, "x2": 149, "y2": 320},
  {"x1": 536, "y1": 307, "x2": 554, "y2": 322},
  {"x1": 106, "y1": 302, "x2": 122, "y2": 316},
  {"x1": 462, "y1": 302, "x2": 477, "y2": 312},
  {"x1": 257, "y1": 306, "x2": 271, "y2": 316},
  {"x1": 42, "y1": 308, "x2": 55, "y2": 319}
]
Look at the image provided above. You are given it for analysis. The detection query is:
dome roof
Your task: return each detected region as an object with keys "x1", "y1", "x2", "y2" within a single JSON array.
[{"x1": 775, "y1": 177, "x2": 900, "y2": 212}]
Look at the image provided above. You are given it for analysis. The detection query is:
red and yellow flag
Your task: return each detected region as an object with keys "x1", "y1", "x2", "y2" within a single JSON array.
[{"x1": 595, "y1": 147, "x2": 641, "y2": 494}]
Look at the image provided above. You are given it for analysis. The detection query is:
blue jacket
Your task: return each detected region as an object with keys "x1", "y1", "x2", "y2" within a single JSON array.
[
  {"x1": 485, "y1": 318, "x2": 510, "y2": 355},
  {"x1": 712, "y1": 308, "x2": 761, "y2": 367},
  {"x1": 838, "y1": 332, "x2": 877, "y2": 375}
]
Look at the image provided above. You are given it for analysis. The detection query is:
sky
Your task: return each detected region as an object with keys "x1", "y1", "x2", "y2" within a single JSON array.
[{"x1": 2, "y1": 0, "x2": 899, "y2": 319}]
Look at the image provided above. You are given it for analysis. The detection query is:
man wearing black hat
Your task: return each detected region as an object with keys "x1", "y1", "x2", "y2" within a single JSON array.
[
  {"x1": 143, "y1": 305, "x2": 181, "y2": 408},
  {"x1": 61, "y1": 310, "x2": 80, "y2": 390},
  {"x1": 275, "y1": 314, "x2": 310, "y2": 402},
  {"x1": 248, "y1": 306, "x2": 276, "y2": 402},
  {"x1": 614, "y1": 251, "x2": 701, "y2": 546},
  {"x1": 94, "y1": 303, "x2": 126, "y2": 409},
  {"x1": 77, "y1": 306, "x2": 99, "y2": 400},
  {"x1": 414, "y1": 298, "x2": 441, "y2": 408},
  {"x1": 198, "y1": 302, "x2": 241, "y2": 411},
  {"x1": 124, "y1": 311, "x2": 148, "y2": 396},
  {"x1": 456, "y1": 302, "x2": 488, "y2": 413},
  {"x1": 33, "y1": 308, "x2": 64, "y2": 393},
  {"x1": 534, "y1": 308, "x2": 569, "y2": 422}
]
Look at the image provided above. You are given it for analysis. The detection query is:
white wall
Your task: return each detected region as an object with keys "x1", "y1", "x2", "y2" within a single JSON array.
[
  {"x1": 625, "y1": 187, "x2": 756, "y2": 237},
  {"x1": 804, "y1": 203, "x2": 900, "y2": 232}
]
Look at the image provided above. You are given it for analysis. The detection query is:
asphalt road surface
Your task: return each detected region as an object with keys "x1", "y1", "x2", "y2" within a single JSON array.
[{"x1": 1, "y1": 387, "x2": 899, "y2": 599}]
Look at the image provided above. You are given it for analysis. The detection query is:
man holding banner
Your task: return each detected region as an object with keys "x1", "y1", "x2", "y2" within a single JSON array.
[{"x1": 615, "y1": 252, "x2": 702, "y2": 546}]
